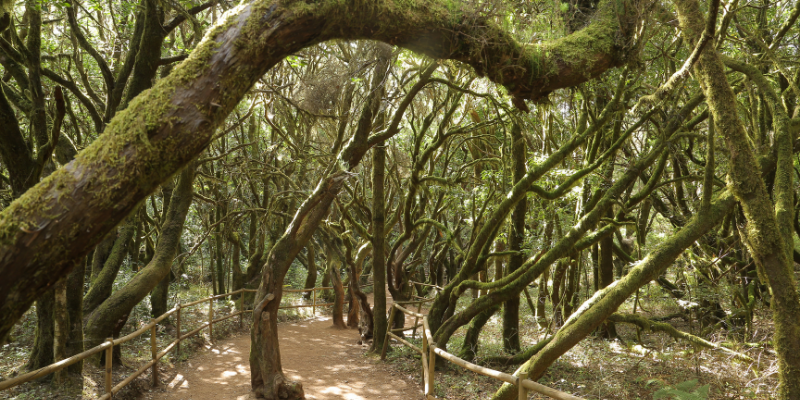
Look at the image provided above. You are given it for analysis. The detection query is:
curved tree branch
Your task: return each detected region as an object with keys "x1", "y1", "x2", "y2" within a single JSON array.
[{"x1": 0, "y1": 0, "x2": 641, "y2": 343}]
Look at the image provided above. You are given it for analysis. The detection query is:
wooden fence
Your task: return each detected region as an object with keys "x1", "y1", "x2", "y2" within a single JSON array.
[
  {"x1": 382, "y1": 301, "x2": 587, "y2": 400},
  {"x1": 0, "y1": 285, "x2": 338, "y2": 399},
  {"x1": 4, "y1": 277, "x2": 574, "y2": 400}
]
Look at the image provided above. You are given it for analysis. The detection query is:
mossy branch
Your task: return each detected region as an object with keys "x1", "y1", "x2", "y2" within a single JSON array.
[
  {"x1": 607, "y1": 313, "x2": 754, "y2": 362},
  {"x1": 0, "y1": 0, "x2": 643, "y2": 344}
]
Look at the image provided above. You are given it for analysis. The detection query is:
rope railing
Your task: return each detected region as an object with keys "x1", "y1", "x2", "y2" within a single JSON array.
[
  {"x1": 382, "y1": 302, "x2": 587, "y2": 400},
  {"x1": 0, "y1": 285, "x2": 337, "y2": 398}
]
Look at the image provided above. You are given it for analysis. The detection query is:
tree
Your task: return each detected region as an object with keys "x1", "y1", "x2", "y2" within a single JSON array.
[{"x1": 3, "y1": 0, "x2": 800, "y2": 398}]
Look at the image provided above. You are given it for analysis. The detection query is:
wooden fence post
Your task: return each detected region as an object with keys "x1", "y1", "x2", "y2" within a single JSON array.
[
  {"x1": 150, "y1": 319, "x2": 158, "y2": 387},
  {"x1": 518, "y1": 371, "x2": 528, "y2": 400},
  {"x1": 312, "y1": 288, "x2": 316, "y2": 316},
  {"x1": 381, "y1": 305, "x2": 397, "y2": 360},
  {"x1": 176, "y1": 301, "x2": 181, "y2": 361},
  {"x1": 422, "y1": 327, "x2": 430, "y2": 396},
  {"x1": 428, "y1": 340, "x2": 436, "y2": 397},
  {"x1": 208, "y1": 295, "x2": 214, "y2": 343},
  {"x1": 104, "y1": 338, "x2": 113, "y2": 398}
]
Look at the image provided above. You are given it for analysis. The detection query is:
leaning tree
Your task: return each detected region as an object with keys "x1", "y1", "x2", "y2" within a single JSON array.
[{"x1": 1, "y1": 0, "x2": 799, "y2": 399}]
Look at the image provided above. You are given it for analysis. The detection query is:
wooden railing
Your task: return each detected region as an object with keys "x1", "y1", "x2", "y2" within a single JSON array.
[
  {"x1": 382, "y1": 302, "x2": 587, "y2": 400},
  {"x1": 0, "y1": 285, "x2": 337, "y2": 398},
  {"x1": 410, "y1": 280, "x2": 443, "y2": 293}
]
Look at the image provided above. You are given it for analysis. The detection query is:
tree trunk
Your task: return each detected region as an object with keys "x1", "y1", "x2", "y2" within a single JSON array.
[
  {"x1": 370, "y1": 143, "x2": 387, "y2": 353},
  {"x1": 0, "y1": 0, "x2": 639, "y2": 344},
  {"x1": 330, "y1": 250, "x2": 347, "y2": 329},
  {"x1": 89, "y1": 234, "x2": 115, "y2": 283},
  {"x1": 502, "y1": 123, "x2": 525, "y2": 354},
  {"x1": 230, "y1": 232, "x2": 244, "y2": 292},
  {"x1": 350, "y1": 242, "x2": 374, "y2": 340},
  {"x1": 459, "y1": 304, "x2": 501, "y2": 361},
  {"x1": 490, "y1": 192, "x2": 736, "y2": 400},
  {"x1": 52, "y1": 278, "x2": 69, "y2": 383},
  {"x1": 65, "y1": 259, "x2": 84, "y2": 375},
  {"x1": 320, "y1": 257, "x2": 334, "y2": 303},
  {"x1": 550, "y1": 260, "x2": 568, "y2": 328},
  {"x1": 150, "y1": 274, "x2": 170, "y2": 319},
  {"x1": 673, "y1": 1, "x2": 800, "y2": 395},
  {"x1": 346, "y1": 263, "x2": 360, "y2": 329},
  {"x1": 83, "y1": 221, "x2": 136, "y2": 314},
  {"x1": 250, "y1": 172, "x2": 347, "y2": 399},
  {"x1": 536, "y1": 267, "x2": 549, "y2": 329},
  {"x1": 26, "y1": 289, "x2": 54, "y2": 373},
  {"x1": 214, "y1": 207, "x2": 226, "y2": 295},
  {"x1": 562, "y1": 254, "x2": 581, "y2": 319},
  {"x1": 302, "y1": 244, "x2": 317, "y2": 300},
  {"x1": 598, "y1": 210, "x2": 617, "y2": 338},
  {"x1": 84, "y1": 165, "x2": 195, "y2": 355}
]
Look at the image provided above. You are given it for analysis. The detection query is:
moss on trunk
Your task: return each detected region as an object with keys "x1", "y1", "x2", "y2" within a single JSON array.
[
  {"x1": 370, "y1": 143, "x2": 388, "y2": 353},
  {"x1": 502, "y1": 123, "x2": 525, "y2": 354},
  {"x1": 0, "y1": 0, "x2": 641, "y2": 343},
  {"x1": 84, "y1": 166, "x2": 195, "y2": 354},
  {"x1": 26, "y1": 288, "x2": 54, "y2": 375},
  {"x1": 673, "y1": 0, "x2": 800, "y2": 396},
  {"x1": 490, "y1": 191, "x2": 736, "y2": 400}
]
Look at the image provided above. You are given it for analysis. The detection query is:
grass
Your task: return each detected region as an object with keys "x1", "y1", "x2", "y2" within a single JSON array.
[
  {"x1": 0, "y1": 268, "x2": 779, "y2": 400},
  {"x1": 381, "y1": 281, "x2": 778, "y2": 399}
]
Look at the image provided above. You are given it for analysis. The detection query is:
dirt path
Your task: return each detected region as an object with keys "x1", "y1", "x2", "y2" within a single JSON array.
[{"x1": 158, "y1": 289, "x2": 424, "y2": 400}]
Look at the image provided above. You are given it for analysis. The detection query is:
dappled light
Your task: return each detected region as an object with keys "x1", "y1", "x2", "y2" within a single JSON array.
[
  {"x1": 0, "y1": 0, "x2": 799, "y2": 399},
  {"x1": 161, "y1": 294, "x2": 422, "y2": 400}
]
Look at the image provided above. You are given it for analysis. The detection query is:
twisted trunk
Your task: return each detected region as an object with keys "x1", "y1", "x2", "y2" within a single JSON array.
[
  {"x1": 84, "y1": 165, "x2": 195, "y2": 355},
  {"x1": 0, "y1": 0, "x2": 639, "y2": 357}
]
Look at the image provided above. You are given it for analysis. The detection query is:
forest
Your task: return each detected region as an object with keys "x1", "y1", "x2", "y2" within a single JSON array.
[{"x1": 0, "y1": 0, "x2": 799, "y2": 399}]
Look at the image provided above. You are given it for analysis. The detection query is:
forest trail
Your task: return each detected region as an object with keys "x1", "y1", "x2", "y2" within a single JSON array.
[{"x1": 157, "y1": 289, "x2": 425, "y2": 400}]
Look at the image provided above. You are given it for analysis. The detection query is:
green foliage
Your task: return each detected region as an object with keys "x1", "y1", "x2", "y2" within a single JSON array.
[{"x1": 651, "y1": 380, "x2": 710, "y2": 400}]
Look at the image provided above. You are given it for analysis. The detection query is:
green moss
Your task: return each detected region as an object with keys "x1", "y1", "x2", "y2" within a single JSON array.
[{"x1": 541, "y1": 0, "x2": 619, "y2": 75}]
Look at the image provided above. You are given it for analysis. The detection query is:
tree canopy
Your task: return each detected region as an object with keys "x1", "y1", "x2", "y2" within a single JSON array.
[{"x1": 0, "y1": 0, "x2": 799, "y2": 398}]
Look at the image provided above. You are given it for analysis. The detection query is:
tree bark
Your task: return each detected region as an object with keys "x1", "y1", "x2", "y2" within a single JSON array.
[
  {"x1": 150, "y1": 274, "x2": 170, "y2": 319},
  {"x1": 350, "y1": 242, "x2": 373, "y2": 338},
  {"x1": 491, "y1": 192, "x2": 736, "y2": 400},
  {"x1": 89, "y1": 234, "x2": 115, "y2": 284},
  {"x1": 459, "y1": 304, "x2": 501, "y2": 361},
  {"x1": 302, "y1": 243, "x2": 316, "y2": 299},
  {"x1": 214, "y1": 207, "x2": 226, "y2": 295},
  {"x1": 249, "y1": 172, "x2": 347, "y2": 399},
  {"x1": 598, "y1": 209, "x2": 617, "y2": 337},
  {"x1": 52, "y1": 277, "x2": 69, "y2": 383},
  {"x1": 0, "y1": 85, "x2": 37, "y2": 197},
  {"x1": 370, "y1": 143, "x2": 387, "y2": 353},
  {"x1": 502, "y1": 123, "x2": 525, "y2": 354},
  {"x1": 84, "y1": 165, "x2": 195, "y2": 354},
  {"x1": 0, "y1": 0, "x2": 640, "y2": 349},
  {"x1": 25, "y1": 289, "x2": 54, "y2": 373},
  {"x1": 322, "y1": 235, "x2": 348, "y2": 330},
  {"x1": 65, "y1": 259, "x2": 84, "y2": 375},
  {"x1": 674, "y1": 0, "x2": 800, "y2": 395},
  {"x1": 83, "y1": 221, "x2": 136, "y2": 314}
]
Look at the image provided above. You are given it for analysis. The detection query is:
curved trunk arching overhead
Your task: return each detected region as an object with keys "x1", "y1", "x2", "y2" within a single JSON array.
[{"x1": 0, "y1": 0, "x2": 639, "y2": 348}]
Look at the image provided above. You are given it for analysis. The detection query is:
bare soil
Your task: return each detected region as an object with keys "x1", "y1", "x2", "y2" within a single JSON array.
[{"x1": 155, "y1": 290, "x2": 424, "y2": 400}]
